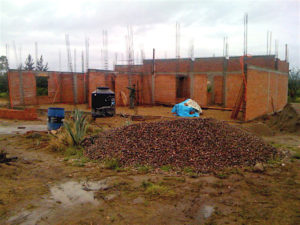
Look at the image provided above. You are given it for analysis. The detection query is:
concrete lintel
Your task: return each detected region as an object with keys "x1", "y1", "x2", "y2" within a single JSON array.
[{"x1": 247, "y1": 65, "x2": 288, "y2": 75}]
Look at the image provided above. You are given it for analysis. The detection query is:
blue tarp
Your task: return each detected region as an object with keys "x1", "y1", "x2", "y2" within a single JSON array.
[{"x1": 171, "y1": 99, "x2": 199, "y2": 117}]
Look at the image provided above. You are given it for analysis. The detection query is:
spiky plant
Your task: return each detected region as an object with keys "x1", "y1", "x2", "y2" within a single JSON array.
[{"x1": 64, "y1": 109, "x2": 88, "y2": 146}]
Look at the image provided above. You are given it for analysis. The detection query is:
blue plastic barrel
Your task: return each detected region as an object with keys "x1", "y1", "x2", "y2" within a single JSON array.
[{"x1": 47, "y1": 107, "x2": 65, "y2": 130}]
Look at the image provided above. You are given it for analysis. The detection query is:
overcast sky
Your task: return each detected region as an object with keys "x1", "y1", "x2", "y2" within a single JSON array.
[{"x1": 0, "y1": 0, "x2": 299, "y2": 71}]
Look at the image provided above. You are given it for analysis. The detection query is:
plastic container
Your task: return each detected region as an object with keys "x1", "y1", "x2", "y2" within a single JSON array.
[{"x1": 47, "y1": 107, "x2": 65, "y2": 130}]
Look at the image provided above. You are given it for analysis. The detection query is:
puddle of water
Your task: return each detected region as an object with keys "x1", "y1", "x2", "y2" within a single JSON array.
[
  {"x1": 0, "y1": 125, "x2": 47, "y2": 134},
  {"x1": 7, "y1": 179, "x2": 110, "y2": 225},
  {"x1": 195, "y1": 204, "x2": 214, "y2": 223},
  {"x1": 200, "y1": 205, "x2": 214, "y2": 218},
  {"x1": 50, "y1": 180, "x2": 108, "y2": 206}
]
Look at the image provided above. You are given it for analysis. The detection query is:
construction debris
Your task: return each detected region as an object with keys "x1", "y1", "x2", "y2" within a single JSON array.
[
  {"x1": 0, "y1": 150, "x2": 17, "y2": 164},
  {"x1": 84, "y1": 118, "x2": 279, "y2": 172}
]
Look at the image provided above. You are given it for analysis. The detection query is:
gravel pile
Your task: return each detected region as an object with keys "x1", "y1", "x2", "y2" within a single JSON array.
[{"x1": 84, "y1": 118, "x2": 278, "y2": 172}]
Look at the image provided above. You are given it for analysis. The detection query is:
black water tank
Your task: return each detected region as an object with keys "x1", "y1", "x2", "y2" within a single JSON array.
[{"x1": 91, "y1": 87, "x2": 115, "y2": 118}]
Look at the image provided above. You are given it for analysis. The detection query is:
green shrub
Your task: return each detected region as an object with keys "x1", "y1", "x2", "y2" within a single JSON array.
[
  {"x1": 37, "y1": 87, "x2": 48, "y2": 96},
  {"x1": 0, "y1": 92, "x2": 8, "y2": 98},
  {"x1": 64, "y1": 109, "x2": 88, "y2": 146}
]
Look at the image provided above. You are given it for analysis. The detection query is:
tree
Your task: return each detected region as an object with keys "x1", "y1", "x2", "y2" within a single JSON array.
[
  {"x1": 0, "y1": 74, "x2": 8, "y2": 93},
  {"x1": 0, "y1": 56, "x2": 9, "y2": 75},
  {"x1": 24, "y1": 54, "x2": 35, "y2": 71},
  {"x1": 288, "y1": 68, "x2": 300, "y2": 101},
  {"x1": 36, "y1": 55, "x2": 48, "y2": 71},
  {"x1": 0, "y1": 56, "x2": 9, "y2": 94}
]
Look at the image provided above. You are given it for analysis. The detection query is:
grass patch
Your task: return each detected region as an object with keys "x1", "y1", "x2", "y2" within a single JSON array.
[
  {"x1": 137, "y1": 165, "x2": 151, "y2": 173},
  {"x1": 267, "y1": 157, "x2": 282, "y2": 165},
  {"x1": 183, "y1": 167, "x2": 194, "y2": 173},
  {"x1": 270, "y1": 142, "x2": 300, "y2": 154},
  {"x1": 86, "y1": 125, "x2": 103, "y2": 135},
  {"x1": 104, "y1": 158, "x2": 120, "y2": 171},
  {"x1": 292, "y1": 152, "x2": 300, "y2": 159},
  {"x1": 183, "y1": 167, "x2": 198, "y2": 178},
  {"x1": 214, "y1": 172, "x2": 229, "y2": 179},
  {"x1": 163, "y1": 176, "x2": 186, "y2": 182},
  {"x1": 141, "y1": 181, "x2": 175, "y2": 197},
  {"x1": 65, "y1": 146, "x2": 83, "y2": 158},
  {"x1": 160, "y1": 165, "x2": 172, "y2": 172}
]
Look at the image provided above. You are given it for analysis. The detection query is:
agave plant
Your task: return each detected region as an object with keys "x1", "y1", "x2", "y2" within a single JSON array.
[{"x1": 64, "y1": 109, "x2": 88, "y2": 146}]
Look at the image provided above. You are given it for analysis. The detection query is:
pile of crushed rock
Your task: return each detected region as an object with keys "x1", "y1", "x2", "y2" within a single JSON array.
[{"x1": 84, "y1": 118, "x2": 279, "y2": 172}]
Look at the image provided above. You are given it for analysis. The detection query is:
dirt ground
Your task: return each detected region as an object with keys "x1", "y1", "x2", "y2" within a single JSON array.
[
  {"x1": 0, "y1": 104, "x2": 300, "y2": 224},
  {"x1": 29, "y1": 103, "x2": 236, "y2": 121}
]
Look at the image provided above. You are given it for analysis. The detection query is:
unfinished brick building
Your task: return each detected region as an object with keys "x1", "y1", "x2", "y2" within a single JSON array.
[{"x1": 7, "y1": 55, "x2": 289, "y2": 121}]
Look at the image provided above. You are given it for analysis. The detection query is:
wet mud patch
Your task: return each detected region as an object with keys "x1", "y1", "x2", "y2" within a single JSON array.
[{"x1": 7, "y1": 178, "x2": 114, "y2": 225}]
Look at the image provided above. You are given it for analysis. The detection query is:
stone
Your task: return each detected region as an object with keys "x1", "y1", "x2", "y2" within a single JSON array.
[
  {"x1": 253, "y1": 162, "x2": 264, "y2": 172},
  {"x1": 132, "y1": 197, "x2": 145, "y2": 204}
]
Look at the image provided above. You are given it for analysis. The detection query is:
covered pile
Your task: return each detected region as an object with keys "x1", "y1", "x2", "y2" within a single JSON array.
[{"x1": 84, "y1": 118, "x2": 278, "y2": 172}]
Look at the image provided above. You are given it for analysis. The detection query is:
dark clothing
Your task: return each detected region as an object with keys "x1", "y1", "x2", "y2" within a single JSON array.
[{"x1": 127, "y1": 86, "x2": 136, "y2": 109}]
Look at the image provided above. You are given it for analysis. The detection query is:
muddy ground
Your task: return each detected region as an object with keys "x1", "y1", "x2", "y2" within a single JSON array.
[{"x1": 0, "y1": 108, "x2": 300, "y2": 225}]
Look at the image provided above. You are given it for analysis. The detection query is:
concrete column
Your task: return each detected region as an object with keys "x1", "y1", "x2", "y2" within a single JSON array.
[
  {"x1": 151, "y1": 48, "x2": 155, "y2": 105},
  {"x1": 73, "y1": 73, "x2": 78, "y2": 104},
  {"x1": 151, "y1": 74, "x2": 155, "y2": 105},
  {"x1": 207, "y1": 74, "x2": 214, "y2": 103},
  {"x1": 59, "y1": 73, "x2": 63, "y2": 103},
  {"x1": 189, "y1": 60, "x2": 194, "y2": 99},
  {"x1": 267, "y1": 72, "x2": 270, "y2": 112},
  {"x1": 83, "y1": 72, "x2": 87, "y2": 103},
  {"x1": 222, "y1": 57, "x2": 228, "y2": 107}
]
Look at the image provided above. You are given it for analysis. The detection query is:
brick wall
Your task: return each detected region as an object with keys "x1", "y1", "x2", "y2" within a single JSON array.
[
  {"x1": 8, "y1": 70, "x2": 24, "y2": 106},
  {"x1": 245, "y1": 66, "x2": 288, "y2": 120},
  {"x1": 87, "y1": 70, "x2": 106, "y2": 107},
  {"x1": 115, "y1": 74, "x2": 129, "y2": 106},
  {"x1": 141, "y1": 74, "x2": 152, "y2": 105},
  {"x1": 213, "y1": 75, "x2": 223, "y2": 105},
  {"x1": 114, "y1": 73, "x2": 142, "y2": 106},
  {"x1": 225, "y1": 73, "x2": 243, "y2": 108},
  {"x1": 115, "y1": 65, "x2": 144, "y2": 73},
  {"x1": 8, "y1": 70, "x2": 86, "y2": 107},
  {"x1": 143, "y1": 59, "x2": 191, "y2": 73},
  {"x1": 7, "y1": 55, "x2": 288, "y2": 121},
  {"x1": 194, "y1": 58, "x2": 224, "y2": 72},
  {"x1": 193, "y1": 74, "x2": 207, "y2": 107},
  {"x1": 155, "y1": 74, "x2": 176, "y2": 105},
  {"x1": 0, "y1": 108, "x2": 37, "y2": 120},
  {"x1": 60, "y1": 73, "x2": 74, "y2": 103}
]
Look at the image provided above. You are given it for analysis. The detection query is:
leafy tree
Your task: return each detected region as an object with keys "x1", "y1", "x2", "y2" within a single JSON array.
[
  {"x1": 36, "y1": 76, "x2": 48, "y2": 96},
  {"x1": 0, "y1": 56, "x2": 9, "y2": 94},
  {"x1": 288, "y1": 68, "x2": 300, "y2": 101},
  {"x1": 0, "y1": 56, "x2": 9, "y2": 74},
  {"x1": 24, "y1": 54, "x2": 35, "y2": 70},
  {"x1": 36, "y1": 55, "x2": 48, "y2": 71},
  {"x1": 0, "y1": 74, "x2": 8, "y2": 93}
]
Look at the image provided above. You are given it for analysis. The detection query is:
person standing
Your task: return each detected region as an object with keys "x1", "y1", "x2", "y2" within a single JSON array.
[{"x1": 127, "y1": 84, "x2": 136, "y2": 109}]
